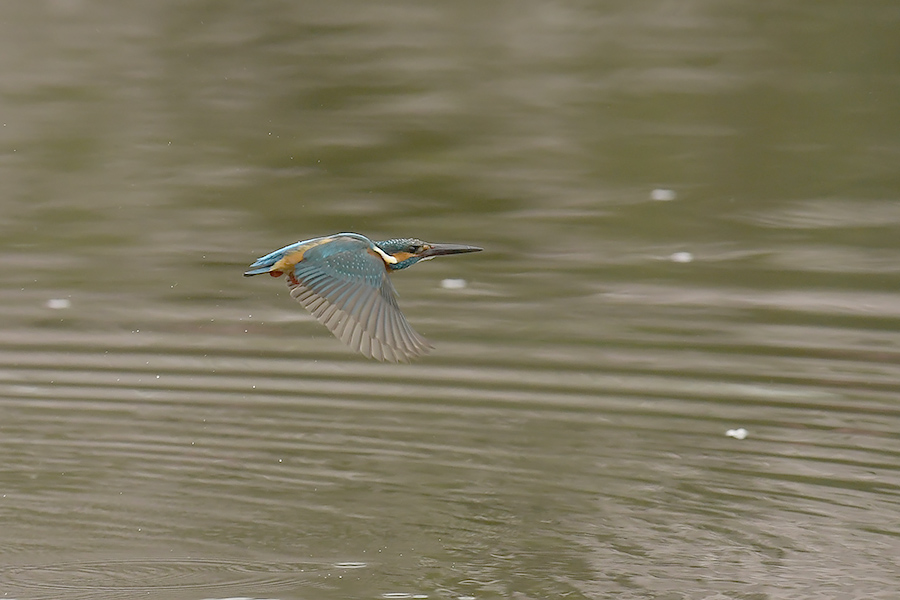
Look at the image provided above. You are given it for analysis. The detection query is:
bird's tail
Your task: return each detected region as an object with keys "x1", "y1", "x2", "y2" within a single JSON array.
[{"x1": 243, "y1": 243, "x2": 299, "y2": 277}]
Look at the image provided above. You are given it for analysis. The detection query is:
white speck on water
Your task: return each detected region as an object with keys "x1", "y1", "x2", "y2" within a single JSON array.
[
  {"x1": 670, "y1": 251, "x2": 693, "y2": 263},
  {"x1": 726, "y1": 428, "x2": 748, "y2": 440},
  {"x1": 441, "y1": 278, "x2": 468, "y2": 290},
  {"x1": 651, "y1": 188, "x2": 677, "y2": 201},
  {"x1": 46, "y1": 298, "x2": 71, "y2": 309}
]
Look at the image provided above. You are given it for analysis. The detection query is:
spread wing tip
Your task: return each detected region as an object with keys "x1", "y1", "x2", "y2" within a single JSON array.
[
  {"x1": 288, "y1": 279, "x2": 435, "y2": 362},
  {"x1": 365, "y1": 336, "x2": 433, "y2": 362}
]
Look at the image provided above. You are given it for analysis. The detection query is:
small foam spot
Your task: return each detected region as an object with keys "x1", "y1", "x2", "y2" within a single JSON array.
[
  {"x1": 651, "y1": 188, "x2": 677, "y2": 201},
  {"x1": 669, "y1": 251, "x2": 693, "y2": 263},
  {"x1": 441, "y1": 278, "x2": 467, "y2": 290},
  {"x1": 726, "y1": 428, "x2": 748, "y2": 440},
  {"x1": 46, "y1": 298, "x2": 71, "y2": 310}
]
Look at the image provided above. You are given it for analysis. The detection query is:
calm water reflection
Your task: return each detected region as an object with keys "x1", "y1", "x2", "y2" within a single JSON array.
[{"x1": 1, "y1": 1, "x2": 899, "y2": 599}]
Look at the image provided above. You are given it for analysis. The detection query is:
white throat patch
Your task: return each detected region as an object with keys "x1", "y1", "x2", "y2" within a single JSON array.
[{"x1": 372, "y1": 246, "x2": 398, "y2": 264}]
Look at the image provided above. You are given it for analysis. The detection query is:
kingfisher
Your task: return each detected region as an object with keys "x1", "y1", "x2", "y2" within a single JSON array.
[{"x1": 245, "y1": 233, "x2": 482, "y2": 362}]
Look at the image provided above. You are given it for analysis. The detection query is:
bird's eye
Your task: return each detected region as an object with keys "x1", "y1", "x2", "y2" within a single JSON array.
[{"x1": 407, "y1": 244, "x2": 419, "y2": 253}]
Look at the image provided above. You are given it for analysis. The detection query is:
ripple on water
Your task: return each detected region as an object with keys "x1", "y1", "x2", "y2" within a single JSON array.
[
  {"x1": 1, "y1": 558, "x2": 335, "y2": 596},
  {"x1": 1, "y1": 284, "x2": 899, "y2": 599}
]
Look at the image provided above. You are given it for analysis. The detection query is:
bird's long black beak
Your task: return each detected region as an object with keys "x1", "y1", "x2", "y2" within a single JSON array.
[{"x1": 420, "y1": 243, "x2": 483, "y2": 258}]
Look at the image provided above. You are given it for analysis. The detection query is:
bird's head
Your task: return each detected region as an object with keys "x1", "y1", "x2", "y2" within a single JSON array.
[{"x1": 376, "y1": 238, "x2": 482, "y2": 271}]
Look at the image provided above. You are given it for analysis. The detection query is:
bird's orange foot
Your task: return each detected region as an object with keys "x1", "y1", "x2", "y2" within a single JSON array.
[{"x1": 269, "y1": 270, "x2": 283, "y2": 277}]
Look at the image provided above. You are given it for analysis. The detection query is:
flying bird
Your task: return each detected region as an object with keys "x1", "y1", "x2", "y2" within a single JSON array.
[{"x1": 245, "y1": 232, "x2": 482, "y2": 361}]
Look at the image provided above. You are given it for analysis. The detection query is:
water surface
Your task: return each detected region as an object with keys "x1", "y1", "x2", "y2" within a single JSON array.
[{"x1": 1, "y1": 1, "x2": 899, "y2": 599}]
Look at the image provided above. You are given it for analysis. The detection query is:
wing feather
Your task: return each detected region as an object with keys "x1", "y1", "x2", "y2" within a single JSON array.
[{"x1": 285, "y1": 235, "x2": 432, "y2": 361}]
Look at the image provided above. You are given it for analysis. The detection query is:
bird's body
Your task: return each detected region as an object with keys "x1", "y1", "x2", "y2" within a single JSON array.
[{"x1": 245, "y1": 233, "x2": 482, "y2": 362}]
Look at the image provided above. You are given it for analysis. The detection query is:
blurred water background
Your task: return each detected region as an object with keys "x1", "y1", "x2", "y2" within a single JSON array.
[{"x1": 1, "y1": 1, "x2": 899, "y2": 598}]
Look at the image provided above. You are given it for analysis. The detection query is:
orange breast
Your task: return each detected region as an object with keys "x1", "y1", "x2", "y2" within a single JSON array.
[{"x1": 271, "y1": 249, "x2": 308, "y2": 273}]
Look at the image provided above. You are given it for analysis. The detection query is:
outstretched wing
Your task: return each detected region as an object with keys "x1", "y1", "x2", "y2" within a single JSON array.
[{"x1": 286, "y1": 235, "x2": 432, "y2": 362}]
